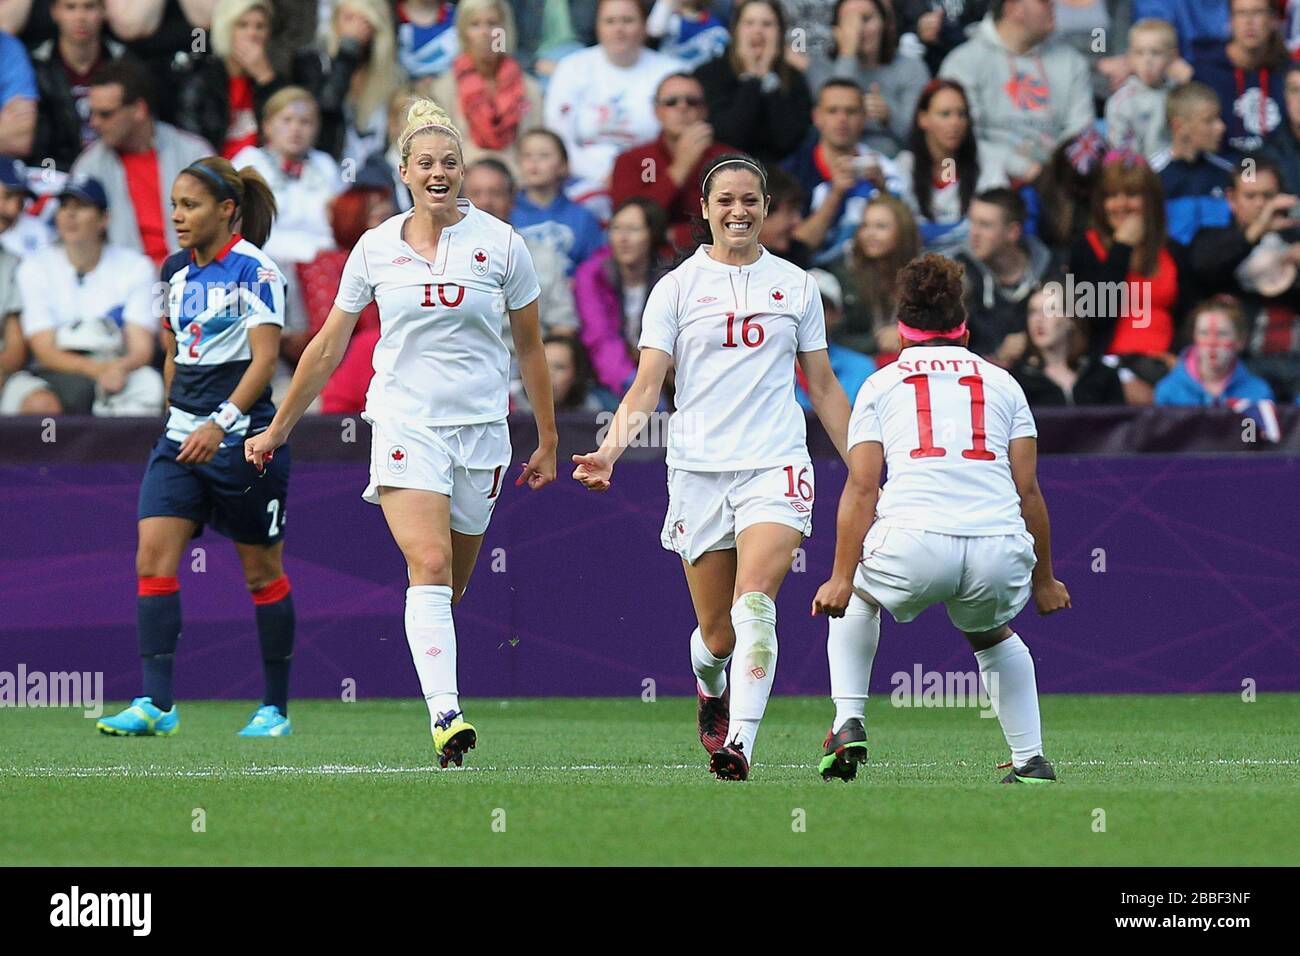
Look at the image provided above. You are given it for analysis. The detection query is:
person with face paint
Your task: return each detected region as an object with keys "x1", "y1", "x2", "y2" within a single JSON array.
[
  {"x1": 1154, "y1": 297, "x2": 1275, "y2": 404},
  {"x1": 244, "y1": 98, "x2": 557, "y2": 769},
  {"x1": 97, "y1": 155, "x2": 295, "y2": 739},
  {"x1": 573, "y1": 153, "x2": 853, "y2": 781}
]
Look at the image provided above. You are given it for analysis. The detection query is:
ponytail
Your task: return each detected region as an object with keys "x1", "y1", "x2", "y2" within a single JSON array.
[
  {"x1": 179, "y1": 156, "x2": 278, "y2": 248},
  {"x1": 235, "y1": 166, "x2": 277, "y2": 248}
]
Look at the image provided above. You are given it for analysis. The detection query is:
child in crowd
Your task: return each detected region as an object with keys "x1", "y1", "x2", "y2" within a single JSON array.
[
  {"x1": 396, "y1": 0, "x2": 459, "y2": 78},
  {"x1": 1155, "y1": 297, "x2": 1275, "y2": 404},
  {"x1": 1154, "y1": 82, "x2": 1235, "y2": 247},
  {"x1": 1106, "y1": 19, "x2": 1180, "y2": 162},
  {"x1": 646, "y1": 0, "x2": 730, "y2": 68},
  {"x1": 511, "y1": 129, "x2": 606, "y2": 276}
]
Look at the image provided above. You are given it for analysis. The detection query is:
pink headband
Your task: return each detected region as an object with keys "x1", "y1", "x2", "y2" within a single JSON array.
[{"x1": 897, "y1": 320, "x2": 967, "y2": 342}]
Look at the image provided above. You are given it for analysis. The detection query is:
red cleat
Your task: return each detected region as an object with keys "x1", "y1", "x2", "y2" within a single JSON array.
[
  {"x1": 697, "y1": 685, "x2": 730, "y2": 755},
  {"x1": 709, "y1": 741, "x2": 749, "y2": 781}
]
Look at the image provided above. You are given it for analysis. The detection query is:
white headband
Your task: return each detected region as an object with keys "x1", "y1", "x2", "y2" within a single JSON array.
[
  {"x1": 401, "y1": 123, "x2": 463, "y2": 152},
  {"x1": 707, "y1": 158, "x2": 767, "y2": 190}
]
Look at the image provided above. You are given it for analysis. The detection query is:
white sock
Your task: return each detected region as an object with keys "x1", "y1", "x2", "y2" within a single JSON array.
[
  {"x1": 690, "y1": 626, "x2": 730, "y2": 698},
  {"x1": 973, "y1": 634, "x2": 1043, "y2": 766},
  {"x1": 727, "y1": 592, "x2": 778, "y2": 759},
  {"x1": 829, "y1": 594, "x2": 880, "y2": 732},
  {"x1": 405, "y1": 584, "x2": 459, "y2": 732}
]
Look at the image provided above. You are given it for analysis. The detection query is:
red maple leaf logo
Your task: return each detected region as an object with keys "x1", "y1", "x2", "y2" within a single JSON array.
[
  {"x1": 474, "y1": 251, "x2": 486, "y2": 262},
  {"x1": 772, "y1": 291, "x2": 784, "y2": 301},
  {"x1": 391, "y1": 450, "x2": 404, "y2": 462}
]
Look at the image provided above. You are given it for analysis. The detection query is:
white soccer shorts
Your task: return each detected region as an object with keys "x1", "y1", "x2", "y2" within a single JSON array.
[
  {"x1": 363, "y1": 417, "x2": 512, "y2": 535},
  {"x1": 854, "y1": 524, "x2": 1036, "y2": 633},
  {"x1": 661, "y1": 462, "x2": 815, "y2": 564}
]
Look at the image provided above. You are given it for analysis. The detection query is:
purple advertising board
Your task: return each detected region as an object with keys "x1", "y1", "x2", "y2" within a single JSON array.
[{"x1": 2, "y1": 413, "x2": 1297, "y2": 698}]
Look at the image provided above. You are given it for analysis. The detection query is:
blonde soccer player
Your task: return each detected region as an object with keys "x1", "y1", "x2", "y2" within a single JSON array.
[
  {"x1": 811, "y1": 254, "x2": 1071, "y2": 784},
  {"x1": 573, "y1": 153, "x2": 852, "y2": 781},
  {"x1": 245, "y1": 98, "x2": 557, "y2": 768}
]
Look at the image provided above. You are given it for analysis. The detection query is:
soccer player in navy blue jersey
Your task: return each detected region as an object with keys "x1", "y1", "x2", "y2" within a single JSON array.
[{"x1": 96, "y1": 156, "x2": 296, "y2": 739}]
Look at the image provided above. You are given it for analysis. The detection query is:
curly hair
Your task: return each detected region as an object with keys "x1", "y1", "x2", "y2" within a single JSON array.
[{"x1": 895, "y1": 253, "x2": 968, "y2": 335}]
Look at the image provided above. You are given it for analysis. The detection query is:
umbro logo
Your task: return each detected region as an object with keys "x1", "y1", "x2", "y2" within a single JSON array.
[
  {"x1": 697, "y1": 296, "x2": 718, "y2": 304},
  {"x1": 392, "y1": 256, "x2": 412, "y2": 265}
]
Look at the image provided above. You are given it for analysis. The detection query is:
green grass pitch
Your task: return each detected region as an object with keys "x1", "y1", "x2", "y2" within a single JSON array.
[{"x1": 2, "y1": 695, "x2": 1297, "y2": 866}]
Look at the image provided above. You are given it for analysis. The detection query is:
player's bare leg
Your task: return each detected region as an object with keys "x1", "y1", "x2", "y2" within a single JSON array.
[
  {"x1": 704, "y1": 522, "x2": 802, "y2": 780},
  {"x1": 234, "y1": 540, "x2": 294, "y2": 736},
  {"x1": 450, "y1": 529, "x2": 486, "y2": 606},
  {"x1": 963, "y1": 625, "x2": 1055, "y2": 784},
  {"x1": 820, "y1": 590, "x2": 879, "y2": 781},
  {"x1": 681, "y1": 549, "x2": 738, "y2": 755},
  {"x1": 379, "y1": 487, "x2": 476, "y2": 767}
]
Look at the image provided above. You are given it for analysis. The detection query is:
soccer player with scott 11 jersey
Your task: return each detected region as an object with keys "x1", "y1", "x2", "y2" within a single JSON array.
[
  {"x1": 246, "y1": 99, "x2": 557, "y2": 769},
  {"x1": 812, "y1": 255, "x2": 1072, "y2": 784},
  {"x1": 574, "y1": 154, "x2": 852, "y2": 781},
  {"x1": 98, "y1": 157, "x2": 296, "y2": 739}
]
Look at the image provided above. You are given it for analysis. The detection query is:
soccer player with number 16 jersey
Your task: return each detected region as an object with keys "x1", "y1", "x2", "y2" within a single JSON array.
[{"x1": 574, "y1": 154, "x2": 852, "y2": 781}]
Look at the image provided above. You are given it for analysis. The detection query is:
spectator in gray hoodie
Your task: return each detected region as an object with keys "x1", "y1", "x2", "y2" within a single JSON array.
[{"x1": 939, "y1": 0, "x2": 1095, "y2": 186}]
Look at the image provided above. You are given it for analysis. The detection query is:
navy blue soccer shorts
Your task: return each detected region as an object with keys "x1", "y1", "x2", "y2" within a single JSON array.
[{"x1": 138, "y1": 434, "x2": 291, "y2": 545}]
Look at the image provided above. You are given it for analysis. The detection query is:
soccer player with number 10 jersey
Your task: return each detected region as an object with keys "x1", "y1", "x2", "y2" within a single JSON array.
[{"x1": 246, "y1": 99, "x2": 556, "y2": 768}]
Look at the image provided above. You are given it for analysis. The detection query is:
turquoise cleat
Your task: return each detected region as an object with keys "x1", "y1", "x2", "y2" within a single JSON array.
[
  {"x1": 237, "y1": 704, "x2": 292, "y2": 737},
  {"x1": 96, "y1": 697, "x2": 180, "y2": 736}
]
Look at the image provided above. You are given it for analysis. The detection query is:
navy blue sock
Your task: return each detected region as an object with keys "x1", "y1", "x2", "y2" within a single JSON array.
[
  {"x1": 252, "y1": 577, "x2": 294, "y2": 714},
  {"x1": 138, "y1": 577, "x2": 181, "y2": 711}
]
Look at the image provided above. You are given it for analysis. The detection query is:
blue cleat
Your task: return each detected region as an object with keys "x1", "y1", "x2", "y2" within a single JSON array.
[
  {"x1": 96, "y1": 697, "x2": 179, "y2": 736},
  {"x1": 237, "y1": 704, "x2": 292, "y2": 737}
]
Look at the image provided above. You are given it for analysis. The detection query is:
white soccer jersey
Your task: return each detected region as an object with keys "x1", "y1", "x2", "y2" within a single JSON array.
[
  {"x1": 638, "y1": 245, "x2": 828, "y2": 471},
  {"x1": 336, "y1": 201, "x2": 541, "y2": 426},
  {"x1": 848, "y1": 345, "x2": 1037, "y2": 536}
]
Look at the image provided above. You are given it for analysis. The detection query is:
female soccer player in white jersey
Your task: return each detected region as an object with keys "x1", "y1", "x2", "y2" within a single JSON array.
[
  {"x1": 573, "y1": 153, "x2": 852, "y2": 781},
  {"x1": 245, "y1": 99, "x2": 556, "y2": 768},
  {"x1": 811, "y1": 255, "x2": 1071, "y2": 784},
  {"x1": 97, "y1": 157, "x2": 296, "y2": 739}
]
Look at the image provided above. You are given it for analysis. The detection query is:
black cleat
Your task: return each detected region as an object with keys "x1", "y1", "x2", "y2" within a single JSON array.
[
  {"x1": 1000, "y1": 754, "x2": 1057, "y2": 784},
  {"x1": 709, "y1": 740, "x2": 749, "y2": 781},
  {"x1": 696, "y1": 686, "x2": 729, "y2": 755},
  {"x1": 818, "y1": 718, "x2": 869, "y2": 781}
]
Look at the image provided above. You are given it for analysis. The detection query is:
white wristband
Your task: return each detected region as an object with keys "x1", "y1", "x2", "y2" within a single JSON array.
[{"x1": 209, "y1": 401, "x2": 241, "y2": 432}]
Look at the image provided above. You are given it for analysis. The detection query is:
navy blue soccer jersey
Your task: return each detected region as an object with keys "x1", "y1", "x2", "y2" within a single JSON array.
[{"x1": 160, "y1": 235, "x2": 286, "y2": 446}]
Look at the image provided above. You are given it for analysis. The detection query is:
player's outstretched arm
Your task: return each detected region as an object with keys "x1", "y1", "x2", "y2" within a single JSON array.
[
  {"x1": 508, "y1": 298, "x2": 558, "y2": 490},
  {"x1": 571, "y1": 348, "x2": 671, "y2": 492},
  {"x1": 1009, "y1": 436, "x2": 1071, "y2": 615},
  {"x1": 812, "y1": 439, "x2": 882, "y2": 617},
  {"x1": 797, "y1": 348, "x2": 852, "y2": 463},
  {"x1": 245, "y1": 304, "x2": 361, "y2": 468}
]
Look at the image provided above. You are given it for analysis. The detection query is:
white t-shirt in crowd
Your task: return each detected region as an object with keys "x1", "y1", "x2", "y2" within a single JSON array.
[
  {"x1": 544, "y1": 44, "x2": 685, "y2": 189},
  {"x1": 230, "y1": 145, "x2": 345, "y2": 265},
  {"x1": 17, "y1": 243, "x2": 155, "y2": 354},
  {"x1": 848, "y1": 345, "x2": 1037, "y2": 536},
  {"x1": 638, "y1": 245, "x2": 827, "y2": 471},
  {"x1": 335, "y1": 201, "x2": 541, "y2": 426}
]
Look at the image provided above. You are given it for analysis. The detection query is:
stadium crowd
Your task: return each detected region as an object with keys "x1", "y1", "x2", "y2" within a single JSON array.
[{"x1": 1, "y1": 0, "x2": 1298, "y2": 418}]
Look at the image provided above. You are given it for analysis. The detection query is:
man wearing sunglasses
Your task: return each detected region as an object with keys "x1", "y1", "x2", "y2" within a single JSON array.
[{"x1": 610, "y1": 72, "x2": 735, "y2": 250}]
